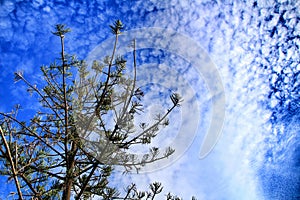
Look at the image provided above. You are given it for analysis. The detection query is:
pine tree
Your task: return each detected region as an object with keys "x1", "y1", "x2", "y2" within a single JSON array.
[{"x1": 0, "y1": 20, "x2": 194, "y2": 200}]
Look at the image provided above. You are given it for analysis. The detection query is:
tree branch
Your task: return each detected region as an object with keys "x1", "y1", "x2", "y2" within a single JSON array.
[
  {"x1": 76, "y1": 23, "x2": 121, "y2": 200},
  {"x1": 0, "y1": 126, "x2": 23, "y2": 199}
]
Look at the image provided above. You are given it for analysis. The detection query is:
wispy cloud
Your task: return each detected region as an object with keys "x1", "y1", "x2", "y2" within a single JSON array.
[{"x1": 1, "y1": 0, "x2": 299, "y2": 199}]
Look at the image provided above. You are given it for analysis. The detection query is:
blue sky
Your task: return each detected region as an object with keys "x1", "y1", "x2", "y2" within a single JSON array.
[{"x1": 0, "y1": 0, "x2": 299, "y2": 199}]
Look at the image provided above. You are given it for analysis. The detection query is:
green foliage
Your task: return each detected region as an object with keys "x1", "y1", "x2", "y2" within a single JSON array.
[
  {"x1": 52, "y1": 24, "x2": 71, "y2": 37},
  {"x1": 110, "y1": 20, "x2": 124, "y2": 35},
  {"x1": 0, "y1": 20, "x2": 194, "y2": 200}
]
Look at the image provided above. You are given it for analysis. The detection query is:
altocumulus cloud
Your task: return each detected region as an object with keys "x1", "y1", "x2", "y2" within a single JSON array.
[{"x1": 0, "y1": 0, "x2": 299, "y2": 199}]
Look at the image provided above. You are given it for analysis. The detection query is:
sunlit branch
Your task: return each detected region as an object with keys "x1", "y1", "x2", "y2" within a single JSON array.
[{"x1": 0, "y1": 126, "x2": 23, "y2": 199}]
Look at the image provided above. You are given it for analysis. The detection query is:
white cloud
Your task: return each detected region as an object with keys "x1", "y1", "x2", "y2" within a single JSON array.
[{"x1": 1, "y1": 0, "x2": 298, "y2": 199}]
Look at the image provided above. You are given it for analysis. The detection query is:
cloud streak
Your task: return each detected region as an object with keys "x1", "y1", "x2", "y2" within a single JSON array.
[{"x1": 0, "y1": 0, "x2": 299, "y2": 199}]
